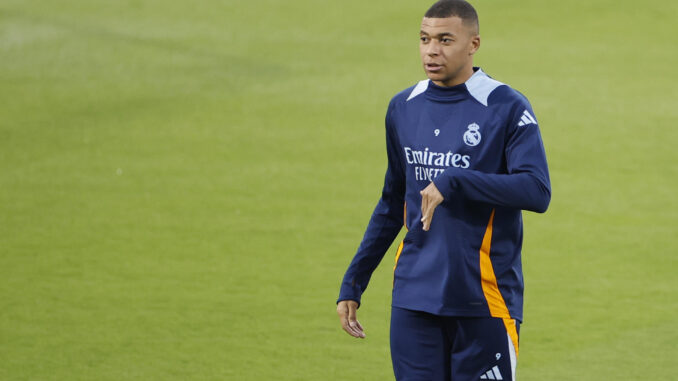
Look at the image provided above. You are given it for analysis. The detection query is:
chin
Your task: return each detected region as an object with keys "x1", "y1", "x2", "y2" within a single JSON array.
[{"x1": 426, "y1": 73, "x2": 447, "y2": 82}]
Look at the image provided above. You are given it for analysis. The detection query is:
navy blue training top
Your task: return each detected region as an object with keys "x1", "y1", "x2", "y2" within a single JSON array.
[{"x1": 338, "y1": 68, "x2": 551, "y2": 322}]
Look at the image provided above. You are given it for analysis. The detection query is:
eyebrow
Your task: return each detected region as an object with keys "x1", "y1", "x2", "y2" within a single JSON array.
[{"x1": 420, "y1": 31, "x2": 456, "y2": 38}]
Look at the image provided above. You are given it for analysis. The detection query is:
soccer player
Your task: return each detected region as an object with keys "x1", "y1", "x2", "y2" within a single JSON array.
[{"x1": 335, "y1": 1, "x2": 551, "y2": 380}]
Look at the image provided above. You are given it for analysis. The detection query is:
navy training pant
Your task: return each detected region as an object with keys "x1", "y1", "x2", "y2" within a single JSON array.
[{"x1": 390, "y1": 306, "x2": 520, "y2": 381}]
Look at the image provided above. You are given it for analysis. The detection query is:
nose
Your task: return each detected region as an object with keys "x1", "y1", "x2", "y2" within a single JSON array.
[{"x1": 425, "y1": 40, "x2": 441, "y2": 56}]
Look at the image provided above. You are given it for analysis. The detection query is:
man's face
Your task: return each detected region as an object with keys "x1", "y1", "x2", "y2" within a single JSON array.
[{"x1": 419, "y1": 16, "x2": 480, "y2": 87}]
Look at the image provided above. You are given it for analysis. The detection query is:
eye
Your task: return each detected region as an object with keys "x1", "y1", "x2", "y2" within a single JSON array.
[
  {"x1": 442, "y1": 38, "x2": 452, "y2": 43},
  {"x1": 420, "y1": 36, "x2": 429, "y2": 43}
]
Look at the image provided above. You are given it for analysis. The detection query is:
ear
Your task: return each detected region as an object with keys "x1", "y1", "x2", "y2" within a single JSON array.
[{"x1": 469, "y1": 35, "x2": 480, "y2": 55}]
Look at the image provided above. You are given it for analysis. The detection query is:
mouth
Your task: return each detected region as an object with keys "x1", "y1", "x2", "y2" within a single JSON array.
[{"x1": 425, "y1": 63, "x2": 443, "y2": 72}]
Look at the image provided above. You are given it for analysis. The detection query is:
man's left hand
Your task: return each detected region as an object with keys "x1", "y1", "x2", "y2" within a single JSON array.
[{"x1": 420, "y1": 182, "x2": 444, "y2": 231}]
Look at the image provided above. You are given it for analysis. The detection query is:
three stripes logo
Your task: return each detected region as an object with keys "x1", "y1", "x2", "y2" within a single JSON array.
[
  {"x1": 517, "y1": 110, "x2": 537, "y2": 127},
  {"x1": 480, "y1": 365, "x2": 504, "y2": 380}
]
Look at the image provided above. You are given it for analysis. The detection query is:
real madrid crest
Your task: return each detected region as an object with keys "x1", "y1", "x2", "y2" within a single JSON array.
[{"x1": 463, "y1": 123, "x2": 481, "y2": 146}]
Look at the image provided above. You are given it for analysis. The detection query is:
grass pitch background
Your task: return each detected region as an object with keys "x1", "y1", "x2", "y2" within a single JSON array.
[{"x1": 1, "y1": 0, "x2": 676, "y2": 379}]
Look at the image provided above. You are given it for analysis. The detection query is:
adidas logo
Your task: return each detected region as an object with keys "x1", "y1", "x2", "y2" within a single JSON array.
[
  {"x1": 517, "y1": 110, "x2": 537, "y2": 127},
  {"x1": 480, "y1": 365, "x2": 503, "y2": 380}
]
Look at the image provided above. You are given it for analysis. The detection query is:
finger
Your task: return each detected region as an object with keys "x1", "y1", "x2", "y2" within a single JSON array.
[
  {"x1": 420, "y1": 191, "x2": 428, "y2": 216},
  {"x1": 422, "y1": 204, "x2": 434, "y2": 231},
  {"x1": 421, "y1": 197, "x2": 429, "y2": 227},
  {"x1": 344, "y1": 320, "x2": 362, "y2": 338},
  {"x1": 348, "y1": 304, "x2": 365, "y2": 338},
  {"x1": 342, "y1": 322, "x2": 361, "y2": 337},
  {"x1": 348, "y1": 322, "x2": 365, "y2": 338},
  {"x1": 351, "y1": 321, "x2": 365, "y2": 338},
  {"x1": 340, "y1": 314, "x2": 360, "y2": 337}
]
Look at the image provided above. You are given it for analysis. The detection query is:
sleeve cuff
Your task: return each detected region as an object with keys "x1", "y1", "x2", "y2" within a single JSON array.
[
  {"x1": 432, "y1": 169, "x2": 457, "y2": 199},
  {"x1": 337, "y1": 282, "x2": 362, "y2": 307}
]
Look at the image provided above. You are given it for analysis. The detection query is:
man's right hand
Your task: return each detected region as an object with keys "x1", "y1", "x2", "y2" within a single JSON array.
[{"x1": 336, "y1": 300, "x2": 365, "y2": 338}]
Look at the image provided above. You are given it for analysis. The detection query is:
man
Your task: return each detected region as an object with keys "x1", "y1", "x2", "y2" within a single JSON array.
[{"x1": 336, "y1": 0, "x2": 551, "y2": 380}]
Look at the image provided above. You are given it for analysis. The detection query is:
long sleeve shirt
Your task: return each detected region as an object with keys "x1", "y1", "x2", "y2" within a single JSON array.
[{"x1": 338, "y1": 68, "x2": 551, "y2": 322}]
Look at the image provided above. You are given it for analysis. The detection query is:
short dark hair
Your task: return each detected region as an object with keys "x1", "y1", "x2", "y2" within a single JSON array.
[{"x1": 424, "y1": 0, "x2": 479, "y2": 34}]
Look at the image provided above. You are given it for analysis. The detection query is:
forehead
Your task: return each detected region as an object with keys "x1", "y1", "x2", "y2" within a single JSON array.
[{"x1": 420, "y1": 16, "x2": 467, "y2": 35}]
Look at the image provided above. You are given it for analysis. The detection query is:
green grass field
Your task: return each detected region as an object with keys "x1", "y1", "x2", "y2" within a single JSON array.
[{"x1": 1, "y1": 0, "x2": 676, "y2": 379}]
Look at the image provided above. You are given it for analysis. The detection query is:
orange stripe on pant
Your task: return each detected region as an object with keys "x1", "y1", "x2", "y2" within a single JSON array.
[
  {"x1": 502, "y1": 318, "x2": 520, "y2": 358},
  {"x1": 479, "y1": 209, "x2": 519, "y2": 356}
]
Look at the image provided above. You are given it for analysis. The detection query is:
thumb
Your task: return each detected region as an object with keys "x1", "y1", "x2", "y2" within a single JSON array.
[{"x1": 347, "y1": 302, "x2": 365, "y2": 338}]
